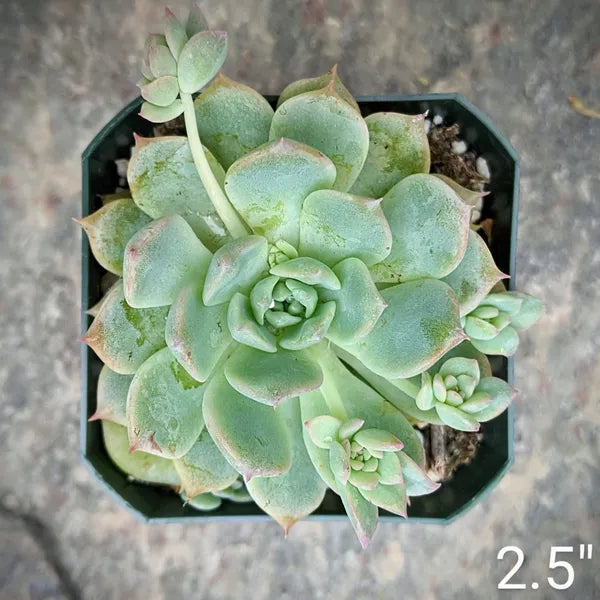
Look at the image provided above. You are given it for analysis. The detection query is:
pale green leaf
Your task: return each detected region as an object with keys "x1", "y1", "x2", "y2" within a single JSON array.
[
  {"x1": 127, "y1": 347, "x2": 205, "y2": 458},
  {"x1": 434, "y1": 403, "x2": 480, "y2": 432},
  {"x1": 224, "y1": 138, "x2": 336, "y2": 246},
  {"x1": 165, "y1": 282, "x2": 233, "y2": 382},
  {"x1": 353, "y1": 429, "x2": 403, "y2": 452},
  {"x1": 469, "y1": 377, "x2": 515, "y2": 422},
  {"x1": 396, "y1": 451, "x2": 440, "y2": 496},
  {"x1": 186, "y1": 4, "x2": 208, "y2": 37},
  {"x1": 203, "y1": 371, "x2": 292, "y2": 478},
  {"x1": 185, "y1": 492, "x2": 221, "y2": 511},
  {"x1": 304, "y1": 415, "x2": 342, "y2": 449},
  {"x1": 127, "y1": 136, "x2": 229, "y2": 251},
  {"x1": 164, "y1": 8, "x2": 188, "y2": 59},
  {"x1": 359, "y1": 482, "x2": 407, "y2": 517},
  {"x1": 194, "y1": 73, "x2": 274, "y2": 169},
  {"x1": 140, "y1": 75, "x2": 179, "y2": 107},
  {"x1": 509, "y1": 292, "x2": 544, "y2": 330},
  {"x1": 227, "y1": 292, "x2": 277, "y2": 352},
  {"x1": 269, "y1": 87, "x2": 369, "y2": 191},
  {"x1": 224, "y1": 345, "x2": 323, "y2": 407},
  {"x1": 329, "y1": 440, "x2": 351, "y2": 485},
  {"x1": 337, "y1": 480, "x2": 378, "y2": 549},
  {"x1": 270, "y1": 257, "x2": 340, "y2": 290},
  {"x1": 123, "y1": 215, "x2": 212, "y2": 308},
  {"x1": 140, "y1": 100, "x2": 184, "y2": 123},
  {"x1": 351, "y1": 112, "x2": 430, "y2": 198},
  {"x1": 148, "y1": 44, "x2": 176, "y2": 78},
  {"x1": 376, "y1": 452, "x2": 403, "y2": 485},
  {"x1": 298, "y1": 190, "x2": 392, "y2": 266},
  {"x1": 177, "y1": 30, "x2": 228, "y2": 94},
  {"x1": 89, "y1": 365, "x2": 132, "y2": 426},
  {"x1": 76, "y1": 197, "x2": 152, "y2": 275},
  {"x1": 432, "y1": 174, "x2": 487, "y2": 207},
  {"x1": 279, "y1": 301, "x2": 336, "y2": 350}
]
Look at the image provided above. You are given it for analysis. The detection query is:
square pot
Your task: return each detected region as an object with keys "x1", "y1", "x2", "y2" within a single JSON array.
[{"x1": 81, "y1": 94, "x2": 518, "y2": 523}]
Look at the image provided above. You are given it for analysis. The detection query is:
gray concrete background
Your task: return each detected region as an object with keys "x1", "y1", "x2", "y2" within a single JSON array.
[{"x1": 1, "y1": 0, "x2": 599, "y2": 598}]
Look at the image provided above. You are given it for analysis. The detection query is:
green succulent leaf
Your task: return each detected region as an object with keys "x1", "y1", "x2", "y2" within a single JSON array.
[
  {"x1": 213, "y1": 480, "x2": 253, "y2": 502},
  {"x1": 353, "y1": 429, "x2": 404, "y2": 452},
  {"x1": 372, "y1": 174, "x2": 471, "y2": 282},
  {"x1": 227, "y1": 292, "x2": 277, "y2": 352},
  {"x1": 89, "y1": 365, "x2": 132, "y2": 426},
  {"x1": 330, "y1": 440, "x2": 351, "y2": 485},
  {"x1": 469, "y1": 376, "x2": 516, "y2": 422},
  {"x1": 165, "y1": 282, "x2": 233, "y2": 382},
  {"x1": 186, "y1": 4, "x2": 208, "y2": 37},
  {"x1": 202, "y1": 235, "x2": 268, "y2": 306},
  {"x1": 82, "y1": 282, "x2": 167, "y2": 375},
  {"x1": 441, "y1": 230, "x2": 507, "y2": 316},
  {"x1": 350, "y1": 112, "x2": 430, "y2": 198},
  {"x1": 435, "y1": 403, "x2": 480, "y2": 432},
  {"x1": 246, "y1": 398, "x2": 327, "y2": 533},
  {"x1": 277, "y1": 65, "x2": 360, "y2": 112},
  {"x1": 184, "y1": 492, "x2": 222, "y2": 511},
  {"x1": 338, "y1": 418, "x2": 365, "y2": 441},
  {"x1": 76, "y1": 198, "x2": 152, "y2": 276},
  {"x1": 337, "y1": 480, "x2": 378, "y2": 550},
  {"x1": 428, "y1": 340, "x2": 492, "y2": 379},
  {"x1": 432, "y1": 174, "x2": 488, "y2": 207},
  {"x1": 509, "y1": 292, "x2": 544, "y2": 330},
  {"x1": 249, "y1": 275, "x2": 279, "y2": 325},
  {"x1": 298, "y1": 190, "x2": 392, "y2": 267},
  {"x1": 102, "y1": 421, "x2": 180, "y2": 486},
  {"x1": 174, "y1": 428, "x2": 239, "y2": 497},
  {"x1": 194, "y1": 73, "x2": 274, "y2": 169},
  {"x1": 224, "y1": 345, "x2": 323, "y2": 407},
  {"x1": 396, "y1": 451, "x2": 439, "y2": 496},
  {"x1": 376, "y1": 451, "x2": 403, "y2": 485},
  {"x1": 269, "y1": 86, "x2": 369, "y2": 192},
  {"x1": 123, "y1": 215, "x2": 212, "y2": 308},
  {"x1": 127, "y1": 347, "x2": 205, "y2": 458},
  {"x1": 270, "y1": 257, "x2": 341, "y2": 290},
  {"x1": 470, "y1": 324, "x2": 519, "y2": 356},
  {"x1": 224, "y1": 138, "x2": 336, "y2": 246},
  {"x1": 203, "y1": 371, "x2": 292, "y2": 478},
  {"x1": 127, "y1": 136, "x2": 229, "y2": 251},
  {"x1": 344, "y1": 279, "x2": 466, "y2": 379},
  {"x1": 148, "y1": 43, "x2": 177, "y2": 78},
  {"x1": 279, "y1": 300, "x2": 336, "y2": 350},
  {"x1": 139, "y1": 99, "x2": 185, "y2": 123},
  {"x1": 304, "y1": 415, "x2": 342, "y2": 449},
  {"x1": 321, "y1": 257, "x2": 387, "y2": 346},
  {"x1": 177, "y1": 30, "x2": 228, "y2": 94},
  {"x1": 359, "y1": 482, "x2": 407, "y2": 517},
  {"x1": 140, "y1": 75, "x2": 180, "y2": 107},
  {"x1": 164, "y1": 8, "x2": 188, "y2": 59}
]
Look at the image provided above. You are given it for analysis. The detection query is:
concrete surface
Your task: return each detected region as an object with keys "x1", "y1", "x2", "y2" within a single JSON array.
[{"x1": 1, "y1": 0, "x2": 599, "y2": 598}]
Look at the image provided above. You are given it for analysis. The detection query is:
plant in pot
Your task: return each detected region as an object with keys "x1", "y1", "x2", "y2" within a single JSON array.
[{"x1": 78, "y1": 4, "x2": 542, "y2": 548}]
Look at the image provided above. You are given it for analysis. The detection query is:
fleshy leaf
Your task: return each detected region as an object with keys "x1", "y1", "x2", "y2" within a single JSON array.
[
  {"x1": 203, "y1": 371, "x2": 292, "y2": 478},
  {"x1": 127, "y1": 136, "x2": 229, "y2": 250},
  {"x1": 164, "y1": 8, "x2": 188, "y2": 59},
  {"x1": 165, "y1": 282, "x2": 233, "y2": 382},
  {"x1": 322, "y1": 258, "x2": 387, "y2": 346},
  {"x1": 329, "y1": 441, "x2": 351, "y2": 485},
  {"x1": 469, "y1": 377, "x2": 516, "y2": 422},
  {"x1": 434, "y1": 403, "x2": 480, "y2": 432},
  {"x1": 140, "y1": 75, "x2": 179, "y2": 107},
  {"x1": 277, "y1": 65, "x2": 360, "y2": 112},
  {"x1": 278, "y1": 301, "x2": 336, "y2": 350},
  {"x1": 177, "y1": 30, "x2": 228, "y2": 94},
  {"x1": 82, "y1": 282, "x2": 167, "y2": 374},
  {"x1": 76, "y1": 198, "x2": 152, "y2": 275},
  {"x1": 269, "y1": 86, "x2": 369, "y2": 191},
  {"x1": 139, "y1": 100, "x2": 184, "y2": 123},
  {"x1": 442, "y1": 230, "x2": 507, "y2": 316},
  {"x1": 304, "y1": 415, "x2": 342, "y2": 449},
  {"x1": 213, "y1": 481, "x2": 252, "y2": 502},
  {"x1": 470, "y1": 325, "x2": 519, "y2": 356},
  {"x1": 194, "y1": 73, "x2": 274, "y2": 169},
  {"x1": 270, "y1": 257, "x2": 341, "y2": 290},
  {"x1": 186, "y1": 4, "x2": 208, "y2": 37},
  {"x1": 433, "y1": 174, "x2": 488, "y2": 207},
  {"x1": 89, "y1": 365, "x2": 132, "y2": 426},
  {"x1": 202, "y1": 235, "x2": 268, "y2": 306},
  {"x1": 396, "y1": 451, "x2": 440, "y2": 496},
  {"x1": 102, "y1": 421, "x2": 180, "y2": 486},
  {"x1": 123, "y1": 215, "x2": 212, "y2": 308},
  {"x1": 224, "y1": 345, "x2": 323, "y2": 407},
  {"x1": 344, "y1": 279, "x2": 466, "y2": 379},
  {"x1": 349, "y1": 469, "x2": 380, "y2": 490},
  {"x1": 127, "y1": 347, "x2": 205, "y2": 458},
  {"x1": 224, "y1": 138, "x2": 336, "y2": 246},
  {"x1": 509, "y1": 292, "x2": 544, "y2": 330},
  {"x1": 246, "y1": 398, "x2": 327, "y2": 533},
  {"x1": 298, "y1": 190, "x2": 392, "y2": 267},
  {"x1": 227, "y1": 292, "x2": 277, "y2": 352},
  {"x1": 249, "y1": 275, "x2": 280, "y2": 325},
  {"x1": 338, "y1": 418, "x2": 365, "y2": 441},
  {"x1": 350, "y1": 112, "x2": 430, "y2": 198},
  {"x1": 376, "y1": 451, "x2": 403, "y2": 485},
  {"x1": 372, "y1": 174, "x2": 471, "y2": 282},
  {"x1": 337, "y1": 480, "x2": 378, "y2": 549},
  {"x1": 185, "y1": 492, "x2": 221, "y2": 511},
  {"x1": 353, "y1": 429, "x2": 403, "y2": 452},
  {"x1": 428, "y1": 340, "x2": 492, "y2": 379},
  {"x1": 148, "y1": 44, "x2": 176, "y2": 78},
  {"x1": 173, "y1": 428, "x2": 239, "y2": 497},
  {"x1": 359, "y1": 482, "x2": 407, "y2": 517}
]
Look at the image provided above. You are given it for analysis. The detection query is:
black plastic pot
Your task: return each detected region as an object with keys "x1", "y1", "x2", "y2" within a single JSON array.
[{"x1": 81, "y1": 93, "x2": 518, "y2": 523}]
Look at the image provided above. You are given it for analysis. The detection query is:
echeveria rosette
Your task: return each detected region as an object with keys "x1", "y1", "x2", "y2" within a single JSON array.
[{"x1": 463, "y1": 291, "x2": 544, "y2": 356}]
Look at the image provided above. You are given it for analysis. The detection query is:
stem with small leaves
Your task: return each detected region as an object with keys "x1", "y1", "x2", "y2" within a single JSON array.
[{"x1": 180, "y1": 92, "x2": 248, "y2": 238}]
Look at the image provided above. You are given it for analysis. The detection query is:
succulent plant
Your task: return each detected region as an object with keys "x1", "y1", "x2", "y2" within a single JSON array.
[{"x1": 79, "y1": 4, "x2": 543, "y2": 548}]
